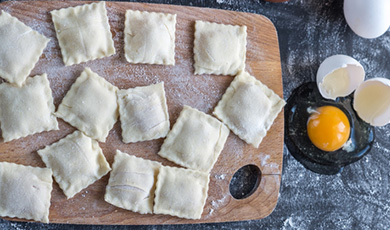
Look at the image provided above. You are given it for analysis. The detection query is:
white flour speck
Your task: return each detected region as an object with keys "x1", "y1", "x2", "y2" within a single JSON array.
[
  {"x1": 259, "y1": 152, "x2": 280, "y2": 174},
  {"x1": 216, "y1": 0, "x2": 234, "y2": 4},
  {"x1": 9, "y1": 223, "x2": 23, "y2": 230},
  {"x1": 214, "y1": 174, "x2": 226, "y2": 180},
  {"x1": 261, "y1": 154, "x2": 270, "y2": 166},
  {"x1": 211, "y1": 194, "x2": 229, "y2": 209},
  {"x1": 208, "y1": 208, "x2": 214, "y2": 216}
]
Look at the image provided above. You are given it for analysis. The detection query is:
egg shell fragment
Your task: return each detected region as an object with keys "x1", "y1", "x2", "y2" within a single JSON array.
[
  {"x1": 317, "y1": 55, "x2": 365, "y2": 100},
  {"x1": 353, "y1": 78, "x2": 390, "y2": 127},
  {"x1": 344, "y1": 0, "x2": 390, "y2": 39}
]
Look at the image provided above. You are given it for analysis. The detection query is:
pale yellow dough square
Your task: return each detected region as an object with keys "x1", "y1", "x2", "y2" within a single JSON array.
[
  {"x1": 193, "y1": 20, "x2": 246, "y2": 75},
  {"x1": 0, "y1": 11, "x2": 49, "y2": 86},
  {"x1": 51, "y1": 2, "x2": 115, "y2": 66},
  {"x1": 117, "y1": 82, "x2": 170, "y2": 143},
  {"x1": 56, "y1": 68, "x2": 118, "y2": 142},
  {"x1": 124, "y1": 10, "x2": 176, "y2": 65},
  {"x1": 0, "y1": 162, "x2": 53, "y2": 223},
  {"x1": 105, "y1": 150, "x2": 161, "y2": 214},
  {"x1": 38, "y1": 131, "x2": 111, "y2": 199},
  {"x1": 158, "y1": 106, "x2": 229, "y2": 172},
  {"x1": 213, "y1": 71, "x2": 286, "y2": 148},
  {"x1": 154, "y1": 166, "x2": 210, "y2": 219},
  {"x1": 0, "y1": 74, "x2": 58, "y2": 142}
]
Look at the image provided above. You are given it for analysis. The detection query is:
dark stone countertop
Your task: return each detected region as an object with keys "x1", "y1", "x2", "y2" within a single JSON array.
[{"x1": 1, "y1": 0, "x2": 390, "y2": 229}]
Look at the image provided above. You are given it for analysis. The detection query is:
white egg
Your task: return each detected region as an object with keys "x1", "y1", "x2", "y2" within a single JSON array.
[
  {"x1": 353, "y1": 78, "x2": 390, "y2": 126},
  {"x1": 317, "y1": 54, "x2": 365, "y2": 100},
  {"x1": 344, "y1": 0, "x2": 390, "y2": 39}
]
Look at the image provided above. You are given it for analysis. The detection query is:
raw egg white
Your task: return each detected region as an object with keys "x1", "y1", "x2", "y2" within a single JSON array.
[{"x1": 344, "y1": 0, "x2": 390, "y2": 39}]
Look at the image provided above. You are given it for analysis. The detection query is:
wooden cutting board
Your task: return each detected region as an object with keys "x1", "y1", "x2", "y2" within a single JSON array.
[{"x1": 0, "y1": 1, "x2": 284, "y2": 225}]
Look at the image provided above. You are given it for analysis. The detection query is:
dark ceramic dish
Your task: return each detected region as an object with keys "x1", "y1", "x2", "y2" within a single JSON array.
[{"x1": 285, "y1": 82, "x2": 375, "y2": 175}]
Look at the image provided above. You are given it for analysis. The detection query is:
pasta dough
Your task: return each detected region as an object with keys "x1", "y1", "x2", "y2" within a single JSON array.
[
  {"x1": 154, "y1": 165, "x2": 210, "y2": 219},
  {"x1": 193, "y1": 20, "x2": 246, "y2": 75},
  {"x1": 124, "y1": 10, "x2": 176, "y2": 65},
  {"x1": 213, "y1": 71, "x2": 286, "y2": 148},
  {"x1": 0, "y1": 74, "x2": 58, "y2": 142},
  {"x1": 51, "y1": 2, "x2": 115, "y2": 66},
  {"x1": 38, "y1": 131, "x2": 111, "y2": 199},
  {"x1": 0, "y1": 162, "x2": 53, "y2": 223},
  {"x1": 105, "y1": 150, "x2": 161, "y2": 214},
  {"x1": 56, "y1": 68, "x2": 118, "y2": 142},
  {"x1": 0, "y1": 11, "x2": 49, "y2": 86},
  {"x1": 158, "y1": 106, "x2": 229, "y2": 172},
  {"x1": 117, "y1": 82, "x2": 170, "y2": 143}
]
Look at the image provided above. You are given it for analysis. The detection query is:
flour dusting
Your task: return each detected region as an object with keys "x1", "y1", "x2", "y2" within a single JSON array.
[
  {"x1": 258, "y1": 152, "x2": 280, "y2": 174},
  {"x1": 216, "y1": 0, "x2": 234, "y2": 5},
  {"x1": 206, "y1": 194, "x2": 229, "y2": 218}
]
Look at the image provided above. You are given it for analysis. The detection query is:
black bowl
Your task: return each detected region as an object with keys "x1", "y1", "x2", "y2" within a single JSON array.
[{"x1": 285, "y1": 82, "x2": 375, "y2": 175}]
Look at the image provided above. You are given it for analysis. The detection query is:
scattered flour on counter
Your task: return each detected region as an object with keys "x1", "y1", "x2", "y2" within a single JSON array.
[
  {"x1": 216, "y1": 0, "x2": 234, "y2": 4},
  {"x1": 374, "y1": 142, "x2": 390, "y2": 154},
  {"x1": 283, "y1": 217, "x2": 298, "y2": 229},
  {"x1": 9, "y1": 223, "x2": 23, "y2": 230}
]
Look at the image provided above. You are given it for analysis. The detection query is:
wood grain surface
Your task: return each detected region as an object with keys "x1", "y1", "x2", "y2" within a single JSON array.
[{"x1": 0, "y1": 1, "x2": 284, "y2": 225}]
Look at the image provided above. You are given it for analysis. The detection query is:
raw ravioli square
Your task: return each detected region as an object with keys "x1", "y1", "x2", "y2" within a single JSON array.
[
  {"x1": 154, "y1": 166, "x2": 210, "y2": 219},
  {"x1": 124, "y1": 10, "x2": 176, "y2": 65},
  {"x1": 105, "y1": 150, "x2": 161, "y2": 214},
  {"x1": 0, "y1": 162, "x2": 53, "y2": 223},
  {"x1": 51, "y1": 2, "x2": 115, "y2": 66},
  {"x1": 38, "y1": 131, "x2": 111, "y2": 199},
  {"x1": 193, "y1": 20, "x2": 246, "y2": 75},
  {"x1": 0, "y1": 11, "x2": 49, "y2": 86},
  {"x1": 158, "y1": 106, "x2": 229, "y2": 172},
  {"x1": 0, "y1": 74, "x2": 58, "y2": 142},
  {"x1": 117, "y1": 82, "x2": 170, "y2": 143},
  {"x1": 213, "y1": 71, "x2": 286, "y2": 148},
  {"x1": 56, "y1": 67, "x2": 118, "y2": 142}
]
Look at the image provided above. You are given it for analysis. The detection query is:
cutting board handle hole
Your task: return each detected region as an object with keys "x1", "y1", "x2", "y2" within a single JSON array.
[{"x1": 229, "y1": 164, "x2": 262, "y2": 199}]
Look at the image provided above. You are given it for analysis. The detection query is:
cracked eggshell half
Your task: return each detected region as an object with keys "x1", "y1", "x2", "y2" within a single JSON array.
[
  {"x1": 317, "y1": 54, "x2": 365, "y2": 100},
  {"x1": 353, "y1": 78, "x2": 390, "y2": 126}
]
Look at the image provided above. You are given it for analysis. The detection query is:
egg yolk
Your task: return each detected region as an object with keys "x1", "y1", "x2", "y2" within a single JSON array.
[{"x1": 307, "y1": 106, "x2": 350, "y2": 152}]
